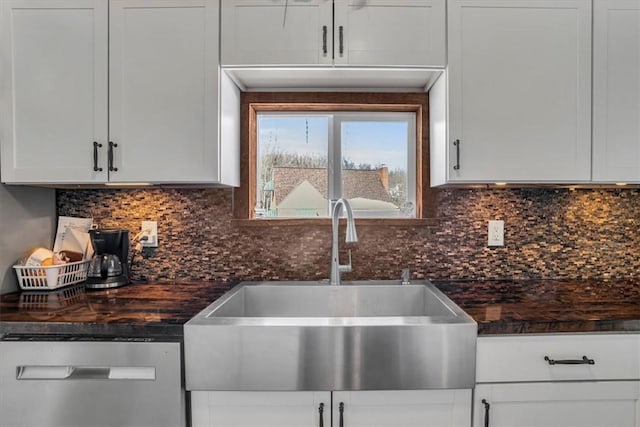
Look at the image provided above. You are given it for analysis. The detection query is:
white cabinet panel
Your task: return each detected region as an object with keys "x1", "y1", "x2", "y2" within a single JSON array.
[
  {"x1": 333, "y1": 0, "x2": 445, "y2": 67},
  {"x1": 474, "y1": 382, "x2": 640, "y2": 427},
  {"x1": 220, "y1": 0, "x2": 445, "y2": 67},
  {"x1": 109, "y1": 0, "x2": 220, "y2": 183},
  {"x1": 332, "y1": 390, "x2": 471, "y2": 427},
  {"x1": 191, "y1": 391, "x2": 330, "y2": 427},
  {"x1": 444, "y1": 0, "x2": 592, "y2": 184},
  {"x1": 477, "y1": 334, "x2": 640, "y2": 383},
  {"x1": 0, "y1": 0, "x2": 108, "y2": 184},
  {"x1": 2, "y1": 0, "x2": 238, "y2": 185},
  {"x1": 592, "y1": 0, "x2": 640, "y2": 183},
  {"x1": 221, "y1": 0, "x2": 333, "y2": 66}
]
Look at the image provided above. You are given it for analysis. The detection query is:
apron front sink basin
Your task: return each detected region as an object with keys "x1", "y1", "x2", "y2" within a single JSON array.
[{"x1": 185, "y1": 280, "x2": 476, "y2": 391}]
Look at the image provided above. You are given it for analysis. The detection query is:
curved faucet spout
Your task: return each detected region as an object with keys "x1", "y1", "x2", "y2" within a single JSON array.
[{"x1": 330, "y1": 198, "x2": 358, "y2": 285}]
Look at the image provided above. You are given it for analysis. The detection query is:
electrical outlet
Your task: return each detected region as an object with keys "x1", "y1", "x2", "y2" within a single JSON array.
[
  {"x1": 488, "y1": 220, "x2": 504, "y2": 247},
  {"x1": 141, "y1": 221, "x2": 158, "y2": 248}
]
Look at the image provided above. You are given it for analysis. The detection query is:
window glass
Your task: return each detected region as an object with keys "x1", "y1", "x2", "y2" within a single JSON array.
[
  {"x1": 340, "y1": 117, "x2": 414, "y2": 217},
  {"x1": 256, "y1": 112, "x2": 415, "y2": 218},
  {"x1": 256, "y1": 115, "x2": 328, "y2": 218}
]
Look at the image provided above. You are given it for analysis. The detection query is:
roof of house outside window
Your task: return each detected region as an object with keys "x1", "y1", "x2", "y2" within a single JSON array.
[{"x1": 271, "y1": 166, "x2": 394, "y2": 207}]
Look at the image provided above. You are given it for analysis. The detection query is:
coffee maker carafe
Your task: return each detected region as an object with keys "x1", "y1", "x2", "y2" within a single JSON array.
[{"x1": 86, "y1": 229, "x2": 130, "y2": 289}]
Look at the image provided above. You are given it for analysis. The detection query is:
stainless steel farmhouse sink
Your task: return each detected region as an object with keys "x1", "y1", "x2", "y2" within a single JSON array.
[{"x1": 184, "y1": 280, "x2": 477, "y2": 391}]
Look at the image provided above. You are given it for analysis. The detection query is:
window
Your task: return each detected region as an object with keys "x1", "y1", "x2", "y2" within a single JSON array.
[
  {"x1": 234, "y1": 92, "x2": 436, "y2": 222},
  {"x1": 256, "y1": 112, "x2": 416, "y2": 218}
]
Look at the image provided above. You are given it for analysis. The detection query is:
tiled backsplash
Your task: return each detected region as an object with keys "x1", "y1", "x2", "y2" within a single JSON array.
[{"x1": 57, "y1": 188, "x2": 640, "y2": 282}]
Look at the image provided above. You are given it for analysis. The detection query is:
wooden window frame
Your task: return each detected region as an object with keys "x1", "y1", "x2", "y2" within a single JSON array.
[{"x1": 233, "y1": 92, "x2": 438, "y2": 226}]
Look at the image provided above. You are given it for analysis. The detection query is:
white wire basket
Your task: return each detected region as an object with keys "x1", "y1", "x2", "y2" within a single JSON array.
[{"x1": 13, "y1": 260, "x2": 90, "y2": 291}]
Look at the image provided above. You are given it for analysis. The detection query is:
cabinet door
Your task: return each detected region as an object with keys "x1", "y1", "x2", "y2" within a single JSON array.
[
  {"x1": 333, "y1": 0, "x2": 445, "y2": 67},
  {"x1": 109, "y1": 0, "x2": 220, "y2": 183},
  {"x1": 447, "y1": 0, "x2": 592, "y2": 183},
  {"x1": 333, "y1": 390, "x2": 472, "y2": 427},
  {"x1": 592, "y1": 0, "x2": 640, "y2": 183},
  {"x1": 474, "y1": 382, "x2": 640, "y2": 427},
  {"x1": 191, "y1": 391, "x2": 330, "y2": 427},
  {"x1": 221, "y1": 0, "x2": 333, "y2": 66},
  {"x1": 0, "y1": 0, "x2": 108, "y2": 184}
]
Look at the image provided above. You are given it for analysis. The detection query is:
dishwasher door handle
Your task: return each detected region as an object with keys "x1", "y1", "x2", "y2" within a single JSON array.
[{"x1": 16, "y1": 365, "x2": 156, "y2": 381}]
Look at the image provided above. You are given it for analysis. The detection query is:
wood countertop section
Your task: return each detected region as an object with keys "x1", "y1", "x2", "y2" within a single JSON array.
[
  {"x1": 433, "y1": 279, "x2": 640, "y2": 335},
  {"x1": 3, "y1": 279, "x2": 640, "y2": 337},
  {"x1": 0, "y1": 282, "x2": 235, "y2": 338}
]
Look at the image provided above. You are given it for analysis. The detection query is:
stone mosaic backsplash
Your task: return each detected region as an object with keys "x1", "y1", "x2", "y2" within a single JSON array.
[{"x1": 56, "y1": 188, "x2": 640, "y2": 282}]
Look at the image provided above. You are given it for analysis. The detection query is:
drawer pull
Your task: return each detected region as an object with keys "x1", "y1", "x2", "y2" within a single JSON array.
[
  {"x1": 17, "y1": 365, "x2": 155, "y2": 381},
  {"x1": 544, "y1": 355, "x2": 595, "y2": 365}
]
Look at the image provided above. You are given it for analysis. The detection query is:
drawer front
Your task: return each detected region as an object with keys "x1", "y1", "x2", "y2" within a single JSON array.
[
  {"x1": 0, "y1": 340, "x2": 184, "y2": 427},
  {"x1": 477, "y1": 334, "x2": 640, "y2": 383}
]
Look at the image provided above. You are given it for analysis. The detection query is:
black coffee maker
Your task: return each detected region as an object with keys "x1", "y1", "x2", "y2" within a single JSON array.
[{"x1": 86, "y1": 229, "x2": 130, "y2": 289}]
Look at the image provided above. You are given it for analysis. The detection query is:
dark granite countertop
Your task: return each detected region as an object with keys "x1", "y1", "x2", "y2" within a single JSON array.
[
  {"x1": 0, "y1": 282, "x2": 235, "y2": 338},
  {"x1": 433, "y1": 279, "x2": 640, "y2": 335},
  {"x1": 3, "y1": 279, "x2": 640, "y2": 338}
]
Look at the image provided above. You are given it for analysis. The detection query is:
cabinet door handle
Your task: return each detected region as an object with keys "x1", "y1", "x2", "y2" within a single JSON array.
[
  {"x1": 93, "y1": 141, "x2": 103, "y2": 172},
  {"x1": 108, "y1": 141, "x2": 118, "y2": 172},
  {"x1": 339, "y1": 26, "x2": 344, "y2": 57},
  {"x1": 453, "y1": 139, "x2": 461, "y2": 170},
  {"x1": 322, "y1": 25, "x2": 328, "y2": 56},
  {"x1": 339, "y1": 402, "x2": 344, "y2": 427},
  {"x1": 481, "y1": 399, "x2": 490, "y2": 427},
  {"x1": 318, "y1": 402, "x2": 324, "y2": 427},
  {"x1": 544, "y1": 355, "x2": 595, "y2": 365}
]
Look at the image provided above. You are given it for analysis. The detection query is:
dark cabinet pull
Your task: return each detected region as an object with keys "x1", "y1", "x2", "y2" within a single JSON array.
[
  {"x1": 93, "y1": 141, "x2": 103, "y2": 172},
  {"x1": 482, "y1": 399, "x2": 490, "y2": 427},
  {"x1": 339, "y1": 26, "x2": 344, "y2": 56},
  {"x1": 544, "y1": 355, "x2": 595, "y2": 365},
  {"x1": 339, "y1": 402, "x2": 344, "y2": 427},
  {"x1": 453, "y1": 139, "x2": 461, "y2": 170},
  {"x1": 108, "y1": 141, "x2": 118, "y2": 172},
  {"x1": 322, "y1": 25, "x2": 328, "y2": 56},
  {"x1": 318, "y1": 402, "x2": 324, "y2": 427}
]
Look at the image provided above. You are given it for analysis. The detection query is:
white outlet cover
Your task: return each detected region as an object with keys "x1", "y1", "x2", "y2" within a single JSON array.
[
  {"x1": 141, "y1": 220, "x2": 158, "y2": 248},
  {"x1": 488, "y1": 220, "x2": 504, "y2": 247}
]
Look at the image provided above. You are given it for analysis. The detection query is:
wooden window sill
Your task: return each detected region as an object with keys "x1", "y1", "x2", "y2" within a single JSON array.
[{"x1": 231, "y1": 218, "x2": 440, "y2": 227}]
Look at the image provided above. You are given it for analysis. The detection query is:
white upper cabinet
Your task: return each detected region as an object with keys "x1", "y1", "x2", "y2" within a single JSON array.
[
  {"x1": 592, "y1": 0, "x2": 640, "y2": 183},
  {"x1": 221, "y1": 0, "x2": 333, "y2": 66},
  {"x1": 332, "y1": 0, "x2": 445, "y2": 67},
  {"x1": 109, "y1": 0, "x2": 223, "y2": 183},
  {"x1": 0, "y1": 0, "x2": 108, "y2": 184},
  {"x1": 1, "y1": 0, "x2": 239, "y2": 186},
  {"x1": 220, "y1": 0, "x2": 445, "y2": 67},
  {"x1": 437, "y1": 0, "x2": 592, "y2": 185}
]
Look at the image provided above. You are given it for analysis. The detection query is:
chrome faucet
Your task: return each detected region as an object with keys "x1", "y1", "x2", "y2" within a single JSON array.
[{"x1": 330, "y1": 198, "x2": 358, "y2": 285}]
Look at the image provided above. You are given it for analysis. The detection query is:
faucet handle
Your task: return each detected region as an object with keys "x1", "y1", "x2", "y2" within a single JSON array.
[
  {"x1": 338, "y1": 249, "x2": 353, "y2": 273},
  {"x1": 401, "y1": 268, "x2": 411, "y2": 285}
]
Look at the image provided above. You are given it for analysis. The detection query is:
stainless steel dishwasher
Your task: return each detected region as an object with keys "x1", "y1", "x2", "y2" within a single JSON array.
[{"x1": 0, "y1": 335, "x2": 185, "y2": 427}]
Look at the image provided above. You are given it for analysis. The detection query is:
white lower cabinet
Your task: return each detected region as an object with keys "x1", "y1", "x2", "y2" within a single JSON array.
[
  {"x1": 475, "y1": 334, "x2": 640, "y2": 427},
  {"x1": 474, "y1": 382, "x2": 640, "y2": 427},
  {"x1": 191, "y1": 391, "x2": 329, "y2": 427},
  {"x1": 333, "y1": 390, "x2": 472, "y2": 427},
  {"x1": 191, "y1": 390, "x2": 472, "y2": 427}
]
